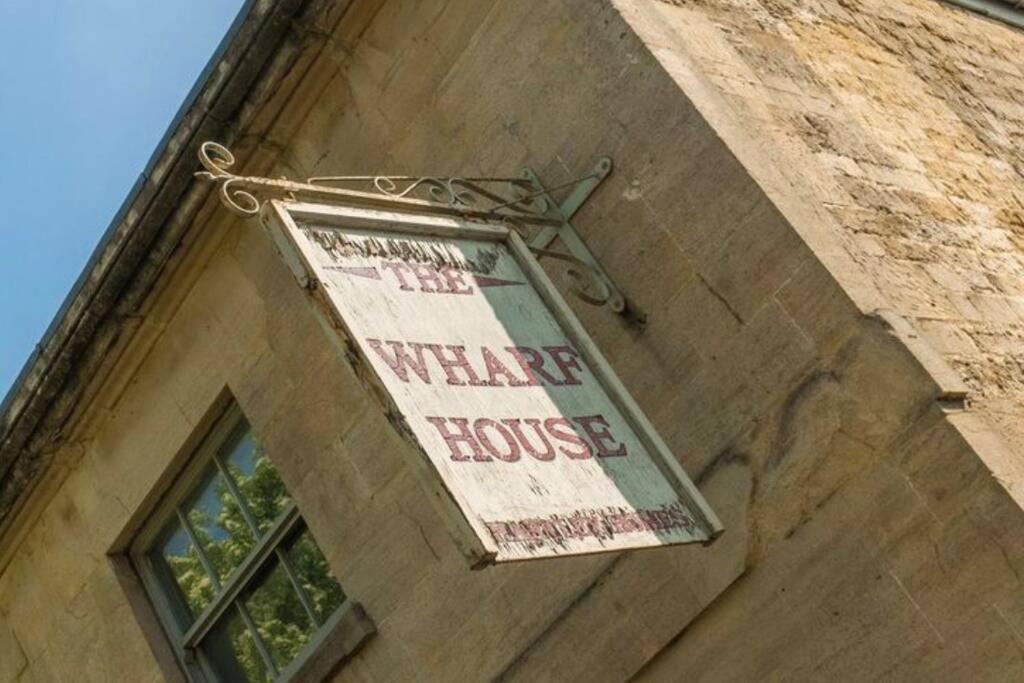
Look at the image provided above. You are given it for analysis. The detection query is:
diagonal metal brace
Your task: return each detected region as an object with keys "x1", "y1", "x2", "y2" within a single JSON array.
[
  {"x1": 523, "y1": 158, "x2": 632, "y2": 317},
  {"x1": 195, "y1": 141, "x2": 642, "y2": 323}
]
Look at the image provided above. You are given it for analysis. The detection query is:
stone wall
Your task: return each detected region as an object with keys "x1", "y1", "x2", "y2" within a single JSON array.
[
  {"x1": 635, "y1": 0, "x2": 1024, "y2": 449},
  {"x1": 2, "y1": 1, "x2": 1023, "y2": 681},
  {"x1": 616, "y1": 0, "x2": 1024, "y2": 677}
]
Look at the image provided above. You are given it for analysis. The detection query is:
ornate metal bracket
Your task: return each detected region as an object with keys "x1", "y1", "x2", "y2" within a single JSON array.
[
  {"x1": 520, "y1": 160, "x2": 642, "y2": 324},
  {"x1": 195, "y1": 141, "x2": 635, "y2": 319}
]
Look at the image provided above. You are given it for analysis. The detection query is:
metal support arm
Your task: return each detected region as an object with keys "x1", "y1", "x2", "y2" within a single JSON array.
[
  {"x1": 195, "y1": 142, "x2": 637, "y2": 320},
  {"x1": 522, "y1": 159, "x2": 631, "y2": 317}
]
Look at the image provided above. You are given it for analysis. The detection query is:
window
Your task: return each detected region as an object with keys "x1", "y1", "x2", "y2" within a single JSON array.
[{"x1": 131, "y1": 405, "x2": 370, "y2": 682}]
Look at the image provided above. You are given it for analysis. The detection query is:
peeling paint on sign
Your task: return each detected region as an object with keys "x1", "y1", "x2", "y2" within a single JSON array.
[{"x1": 263, "y1": 202, "x2": 721, "y2": 565}]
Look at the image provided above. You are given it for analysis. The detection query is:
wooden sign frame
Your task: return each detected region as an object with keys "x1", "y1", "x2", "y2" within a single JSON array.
[{"x1": 260, "y1": 200, "x2": 722, "y2": 566}]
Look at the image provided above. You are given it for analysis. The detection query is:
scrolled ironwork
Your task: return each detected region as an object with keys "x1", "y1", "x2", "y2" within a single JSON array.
[
  {"x1": 375, "y1": 176, "x2": 476, "y2": 207},
  {"x1": 194, "y1": 141, "x2": 585, "y2": 227},
  {"x1": 194, "y1": 141, "x2": 260, "y2": 216},
  {"x1": 197, "y1": 140, "x2": 236, "y2": 176},
  {"x1": 192, "y1": 141, "x2": 628, "y2": 314},
  {"x1": 307, "y1": 173, "x2": 548, "y2": 218},
  {"x1": 529, "y1": 246, "x2": 615, "y2": 308},
  {"x1": 218, "y1": 178, "x2": 261, "y2": 216}
]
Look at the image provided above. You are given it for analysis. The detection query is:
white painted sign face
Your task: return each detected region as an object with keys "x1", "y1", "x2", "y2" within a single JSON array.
[{"x1": 263, "y1": 202, "x2": 721, "y2": 564}]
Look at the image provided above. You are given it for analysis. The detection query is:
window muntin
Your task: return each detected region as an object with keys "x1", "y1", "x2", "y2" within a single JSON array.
[{"x1": 134, "y1": 408, "x2": 346, "y2": 682}]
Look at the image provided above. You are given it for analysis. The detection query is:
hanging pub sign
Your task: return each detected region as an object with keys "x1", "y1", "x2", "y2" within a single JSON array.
[{"x1": 260, "y1": 200, "x2": 722, "y2": 566}]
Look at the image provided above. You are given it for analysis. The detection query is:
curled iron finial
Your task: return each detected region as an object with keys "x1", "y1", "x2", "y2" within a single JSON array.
[
  {"x1": 218, "y1": 178, "x2": 260, "y2": 216},
  {"x1": 195, "y1": 141, "x2": 260, "y2": 216},
  {"x1": 192, "y1": 141, "x2": 628, "y2": 315},
  {"x1": 197, "y1": 141, "x2": 236, "y2": 176},
  {"x1": 529, "y1": 247, "x2": 617, "y2": 308}
]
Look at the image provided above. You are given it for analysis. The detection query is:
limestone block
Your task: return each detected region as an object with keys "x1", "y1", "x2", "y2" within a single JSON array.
[
  {"x1": 0, "y1": 549, "x2": 57, "y2": 664},
  {"x1": 775, "y1": 257, "x2": 862, "y2": 361},
  {"x1": 506, "y1": 451, "x2": 750, "y2": 681},
  {"x1": 882, "y1": 606, "x2": 1024, "y2": 681},
  {"x1": 429, "y1": 0, "x2": 500, "y2": 67},
  {"x1": 658, "y1": 298, "x2": 819, "y2": 475},
  {"x1": 291, "y1": 438, "x2": 372, "y2": 543},
  {"x1": 330, "y1": 404, "x2": 406, "y2": 499},
  {"x1": 625, "y1": 0, "x2": 1024, "y2": 460},
  {"x1": 604, "y1": 301, "x2": 704, "y2": 421},
  {"x1": 9, "y1": 656, "x2": 58, "y2": 683},
  {"x1": 696, "y1": 203, "x2": 814, "y2": 323},
  {"x1": 587, "y1": 184, "x2": 696, "y2": 310},
  {"x1": 424, "y1": 554, "x2": 613, "y2": 680},
  {"x1": 752, "y1": 375, "x2": 877, "y2": 548},
  {"x1": 823, "y1": 321, "x2": 936, "y2": 451},
  {"x1": 0, "y1": 622, "x2": 27, "y2": 683},
  {"x1": 638, "y1": 457, "x2": 949, "y2": 681},
  {"x1": 640, "y1": 130, "x2": 768, "y2": 272},
  {"x1": 917, "y1": 319, "x2": 980, "y2": 356},
  {"x1": 373, "y1": 556, "x2": 503, "y2": 664},
  {"x1": 256, "y1": 359, "x2": 365, "y2": 484},
  {"x1": 331, "y1": 471, "x2": 452, "y2": 620}
]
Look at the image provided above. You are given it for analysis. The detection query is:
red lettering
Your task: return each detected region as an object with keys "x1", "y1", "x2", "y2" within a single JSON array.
[
  {"x1": 473, "y1": 419, "x2": 521, "y2": 462},
  {"x1": 439, "y1": 266, "x2": 474, "y2": 295},
  {"x1": 486, "y1": 505, "x2": 695, "y2": 543},
  {"x1": 366, "y1": 339, "x2": 432, "y2": 383},
  {"x1": 504, "y1": 346, "x2": 562, "y2": 386},
  {"x1": 609, "y1": 513, "x2": 632, "y2": 534},
  {"x1": 425, "y1": 344, "x2": 486, "y2": 386},
  {"x1": 409, "y1": 263, "x2": 445, "y2": 293},
  {"x1": 487, "y1": 522, "x2": 512, "y2": 543},
  {"x1": 567, "y1": 517, "x2": 590, "y2": 538},
  {"x1": 365, "y1": 340, "x2": 587, "y2": 388},
  {"x1": 502, "y1": 418, "x2": 555, "y2": 461},
  {"x1": 431, "y1": 414, "x2": 627, "y2": 463},
  {"x1": 574, "y1": 415, "x2": 627, "y2": 457},
  {"x1": 426, "y1": 417, "x2": 489, "y2": 462},
  {"x1": 544, "y1": 417, "x2": 593, "y2": 459},
  {"x1": 380, "y1": 262, "x2": 415, "y2": 290},
  {"x1": 481, "y1": 347, "x2": 530, "y2": 387},
  {"x1": 544, "y1": 345, "x2": 584, "y2": 386}
]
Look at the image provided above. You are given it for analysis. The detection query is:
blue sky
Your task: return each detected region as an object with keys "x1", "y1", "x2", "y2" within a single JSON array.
[{"x1": 0, "y1": 0, "x2": 245, "y2": 399}]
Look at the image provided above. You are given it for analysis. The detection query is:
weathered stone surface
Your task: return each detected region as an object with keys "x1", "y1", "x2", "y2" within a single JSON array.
[
  {"x1": 0, "y1": 623, "x2": 26, "y2": 682},
  {"x1": 634, "y1": 0, "x2": 1024, "y2": 447},
  {"x1": 2, "y1": 0, "x2": 1024, "y2": 681}
]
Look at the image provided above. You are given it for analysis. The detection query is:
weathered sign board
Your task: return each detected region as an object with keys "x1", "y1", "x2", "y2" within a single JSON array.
[{"x1": 261, "y1": 201, "x2": 722, "y2": 565}]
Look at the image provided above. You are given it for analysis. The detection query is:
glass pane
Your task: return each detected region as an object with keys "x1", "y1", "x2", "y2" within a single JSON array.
[
  {"x1": 154, "y1": 519, "x2": 216, "y2": 623},
  {"x1": 223, "y1": 426, "x2": 291, "y2": 534},
  {"x1": 243, "y1": 559, "x2": 315, "y2": 672},
  {"x1": 202, "y1": 607, "x2": 272, "y2": 683},
  {"x1": 186, "y1": 466, "x2": 256, "y2": 583},
  {"x1": 287, "y1": 528, "x2": 346, "y2": 624}
]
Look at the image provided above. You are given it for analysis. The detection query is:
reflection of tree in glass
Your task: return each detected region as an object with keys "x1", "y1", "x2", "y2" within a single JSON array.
[
  {"x1": 288, "y1": 531, "x2": 346, "y2": 623},
  {"x1": 228, "y1": 437, "x2": 291, "y2": 533},
  {"x1": 164, "y1": 541, "x2": 216, "y2": 617},
  {"x1": 187, "y1": 468, "x2": 256, "y2": 583},
  {"x1": 205, "y1": 609, "x2": 272, "y2": 683},
  {"x1": 160, "y1": 438, "x2": 343, "y2": 682},
  {"x1": 233, "y1": 619, "x2": 273, "y2": 683},
  {"x1": 246, "y1": 563, "x2": 314, "y2": 670}
]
